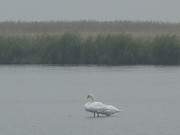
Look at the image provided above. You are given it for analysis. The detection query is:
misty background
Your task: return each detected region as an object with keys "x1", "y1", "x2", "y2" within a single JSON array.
[{"x1": 0, "y1": 0, "x2": 179, "y2": 22}]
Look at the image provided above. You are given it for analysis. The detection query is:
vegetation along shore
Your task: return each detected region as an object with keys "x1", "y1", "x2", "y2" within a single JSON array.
[{"x1": 0, "y1": 21, "x2": 180, "y2": 65}]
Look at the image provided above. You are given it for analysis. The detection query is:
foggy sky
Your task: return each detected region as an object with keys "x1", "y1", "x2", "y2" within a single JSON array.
[{"x1": 0, "y1": 0, "x2": 180, "y2": 22}]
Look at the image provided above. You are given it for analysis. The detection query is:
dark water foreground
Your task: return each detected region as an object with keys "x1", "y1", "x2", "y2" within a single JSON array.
[
  {"x1": 0, "y1": 65, "x2": 179, "y2": 135},
  {"x1": 0, "y1": 34, "x2": 180, "y2": 65}
]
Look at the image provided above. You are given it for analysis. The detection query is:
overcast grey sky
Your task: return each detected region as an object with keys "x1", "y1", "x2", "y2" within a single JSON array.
[{"x1": 0, "y1": 0, "x2": 179, "y2": 22}]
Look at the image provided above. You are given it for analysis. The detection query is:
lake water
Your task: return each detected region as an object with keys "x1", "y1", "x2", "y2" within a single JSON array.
[{"x1": 0, "y1": 65, "x2": 180, "y2": 135}]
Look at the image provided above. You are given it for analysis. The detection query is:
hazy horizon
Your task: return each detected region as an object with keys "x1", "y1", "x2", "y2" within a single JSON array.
[{"x1": 0, "y1": 0, "x2": 180, "y2": 23}]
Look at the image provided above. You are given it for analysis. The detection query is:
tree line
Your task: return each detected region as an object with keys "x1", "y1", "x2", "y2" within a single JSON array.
[
  {"x1": 0, "y1": 33, "x2": 180, "y2": 65},
  {"x1": 0, "y1": 21, "x2": 180, "y2": 38}
]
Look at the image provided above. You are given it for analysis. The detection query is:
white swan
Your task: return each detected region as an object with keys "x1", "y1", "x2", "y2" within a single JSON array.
[{"x1": 84, "y1": 94, "x2": 120, "y2": 117}]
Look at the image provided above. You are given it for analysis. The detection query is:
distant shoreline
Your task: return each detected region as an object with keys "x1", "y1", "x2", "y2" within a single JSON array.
[{"x1": 0, "y1": 21, "x2": 180, "y2": 38}]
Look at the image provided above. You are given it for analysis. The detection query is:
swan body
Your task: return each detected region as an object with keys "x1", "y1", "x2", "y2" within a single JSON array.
[{"x1": 85, "y1": 94, "x2": 120, "y2": 117}]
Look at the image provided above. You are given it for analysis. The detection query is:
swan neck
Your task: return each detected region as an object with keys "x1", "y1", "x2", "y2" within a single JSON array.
[
  {"x1": 90, "y1": 97, "x2": 94, "y2": 102},
  {"x1": 88, "y1": 96, "x2": 94, "y2": 102},
  {"x1": 87, "y1": 94, "x2": 95, "y2": 102}
]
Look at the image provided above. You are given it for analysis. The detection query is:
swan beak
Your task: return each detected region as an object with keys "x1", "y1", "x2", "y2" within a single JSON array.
[{"x1": 87, "y1": 95, "x2": 91, "y2": 99}]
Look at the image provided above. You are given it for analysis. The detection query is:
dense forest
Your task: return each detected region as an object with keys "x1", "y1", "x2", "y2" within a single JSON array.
[{"x1": 0, "y1": 21, "x2": 180, "y2": 65}]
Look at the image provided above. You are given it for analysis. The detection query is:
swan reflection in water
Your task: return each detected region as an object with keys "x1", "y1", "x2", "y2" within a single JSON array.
[{"x1": 84, "y1": 94, "x2": 120, "y2": 117}]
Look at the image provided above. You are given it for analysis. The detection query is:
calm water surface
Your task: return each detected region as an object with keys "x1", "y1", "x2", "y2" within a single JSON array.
[{"x1": 0, "y1": 66, "x2": 180, "y2": 135}]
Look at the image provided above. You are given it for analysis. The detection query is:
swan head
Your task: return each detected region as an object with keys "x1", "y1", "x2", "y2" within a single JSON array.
[{"x1": 87, "y1": 94, "x2": 94, "y2": 102}]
